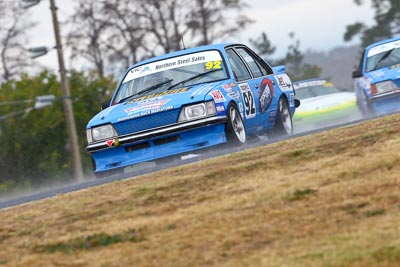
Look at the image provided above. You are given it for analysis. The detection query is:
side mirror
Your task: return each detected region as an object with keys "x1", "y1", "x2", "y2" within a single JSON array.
[
  {"x1": 101, "y1": 100, "x2": 111, "y2": 110},
  {"x1": 294, "y1": 99, "x2": 301, "y2": 108},
  {"x1": 352, "y1": 69, "x2": 362, "y2": 78}
]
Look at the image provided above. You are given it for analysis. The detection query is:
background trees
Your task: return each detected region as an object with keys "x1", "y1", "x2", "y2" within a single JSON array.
[
  {"x1": 0, "y1": 0, "x2": 386, "y2": 192},
  {"x1": 344, "y1": 0, "x2": 400, "y2": 47},
  {"x1": 0, "y1": 0, "x2": 252, "y2": 193},
  {"x1": 250, "y1": 32, "x2": 321, "y2": 81},
  {"x1": 0, "y1": 71, "x2": 116, "y2": 193},
  {"x1": 66, "y1": 0, "x2": 252, "y2": 78},
  {"x1": 0, "y1": 2, "x2": 35, "y2": 82}
]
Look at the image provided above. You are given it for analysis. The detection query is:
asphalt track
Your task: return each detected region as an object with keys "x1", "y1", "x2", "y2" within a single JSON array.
[{"x1": 0, "y1": 110, "x2": 398, "y2": 210}]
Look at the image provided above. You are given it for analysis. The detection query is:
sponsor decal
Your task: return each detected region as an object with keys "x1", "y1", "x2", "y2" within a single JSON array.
[
  {"x1": 205, "y1": 60, "x2": 222, "y2": 70},
  {"x1": 227, "y1": 90, "x2": 240, "y2": 100},
  {"x1": 118, "y1": 105, "x2": 174, "y2": 122},
  {"x1": 367, "y1": 40, "x2": 400, "y2": 57},
  {"x1": 289, "y1": 93, "x2": 295, "y2": 107},
  {"x1": 123, "y1": 50, "x2": 223, "y2": 83},
  {"x1": 124, "y1": 99, "x2": 170, "y2": 115},
  {"x1": 258, "y1": 78, "x2": 274, "y2": 113},
  {"x1": 275, "y1": 74, "x2": 292, "y2": 91},
  {"x1": 127, "y1": 87, "x2": 188, "y2": 103},
  {"x1": 239, "y1": 83, "x2": 256, "y2": 119},
  {"x1": 222, "y1": 82, "x2": 236, "y2": 92},
  {"x1": 390, "y1": 64, "x2": 400, "y2": 69},
  {"x1": 210, "y1": 90, "x2": 226, "y2": 103},
  {"x1": 106, "y1": 139, "x2": 119, "y2": 147},
  {"x1": 140, "y1": 66, "x2": 152, "y2": 74},
  {"x1": 215, "y1": 103, "x2": 225, "y2": 113}
]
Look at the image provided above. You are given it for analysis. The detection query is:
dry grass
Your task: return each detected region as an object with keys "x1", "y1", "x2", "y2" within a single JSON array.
[{"x1": 1, "y1": 114, "x2": 400, "y2": 267}]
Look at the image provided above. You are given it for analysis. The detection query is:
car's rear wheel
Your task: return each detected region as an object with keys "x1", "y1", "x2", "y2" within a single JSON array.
[
  {"x1": 225, "y1": 103, "x2": 246, "y2": 144},
  {"x1": 269, "y1": 97, "x2": 292, "y2": 139}
]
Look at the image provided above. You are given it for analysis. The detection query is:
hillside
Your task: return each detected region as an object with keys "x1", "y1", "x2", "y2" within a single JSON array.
[
  {"x1": 303, "y1": 45, "x2": 362, "y2": 90},
  {"x1": 0, "y1": 114, "x2": 399, "y2": 267}
]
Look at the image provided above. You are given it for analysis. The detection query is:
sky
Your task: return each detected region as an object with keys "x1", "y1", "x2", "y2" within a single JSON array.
[{"x1": 26, "y1": 0, "x2": 375, "y2": 70}]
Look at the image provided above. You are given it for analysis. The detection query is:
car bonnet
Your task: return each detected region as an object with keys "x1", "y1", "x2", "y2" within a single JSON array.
[{"x1": 87, "y1": 81, "x2": 225, "y2": 127}]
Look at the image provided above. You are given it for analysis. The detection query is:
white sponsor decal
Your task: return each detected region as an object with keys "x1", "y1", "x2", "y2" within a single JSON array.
[
  {"x1": 124, "y1": 99, "x2": 170, "y2": 115},
  {"x1": 239, "y1": 83, "x2": 256, "y2": 119},
  {"x1": 275, "y1": 74, "x2": 292, "y2": 91},
  {"x1": 210, "y1": 90, "x2": 226, "y2": 103},
  {"x1": 123, "y1": 50, "x2": 223, "y2": 83},
  {"x1": 368, "y1": 40, "x2": 400, "y2": 57}
]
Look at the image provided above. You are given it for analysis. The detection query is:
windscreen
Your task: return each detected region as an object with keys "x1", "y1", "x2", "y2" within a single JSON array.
[
  {"x1": 365, "y1": 39, "x2": 400, "y2": 72},
  {"x1": 294, "y1": 80, "x2": 340, "y2": 100},
  {"x1": 114, "y1": 50, "x2": 228, "y2": 104}
]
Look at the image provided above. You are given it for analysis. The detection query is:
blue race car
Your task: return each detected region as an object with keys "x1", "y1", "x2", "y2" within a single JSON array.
[
  {"x1": 86, "y1": 43, "x2": 299, "y2": 178},
  {"x1": 352, "y1": 36, "x2": 400, "y2": 116}
]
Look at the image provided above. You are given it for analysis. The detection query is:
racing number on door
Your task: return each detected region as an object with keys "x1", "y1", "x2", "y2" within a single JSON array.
[
  {"x1": 243, "y1": 91, "x2": 255, "y2": 117},
  {"x1": 239, "y1": 83, "x2": 256, "y2": 119}
]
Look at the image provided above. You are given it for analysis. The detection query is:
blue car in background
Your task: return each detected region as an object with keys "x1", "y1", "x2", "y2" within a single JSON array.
[
  {"x1": 86, "y1": 43, "x2": 299, "y2": 178},
  {"x1": 352, "y1": 36, "x2": 400, "y2": 116}
]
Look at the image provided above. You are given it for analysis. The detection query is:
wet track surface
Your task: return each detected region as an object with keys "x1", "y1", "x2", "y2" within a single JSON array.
[{"x1": 0, "y1": 110, "x2": 398, "y2": 210}]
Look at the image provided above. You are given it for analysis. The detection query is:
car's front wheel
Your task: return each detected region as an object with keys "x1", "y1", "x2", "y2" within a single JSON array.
[
  {"x1": 225, "y1": 103, "x2": 246, "y2": 144},
  {"x1": 269, "y1": 97, "x2": 293, "y2": 139}
]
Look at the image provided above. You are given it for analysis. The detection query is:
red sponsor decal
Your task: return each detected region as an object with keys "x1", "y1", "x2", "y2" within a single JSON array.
[{"x1": 106, "y1": 140, "x2": 114, "y2": 147}]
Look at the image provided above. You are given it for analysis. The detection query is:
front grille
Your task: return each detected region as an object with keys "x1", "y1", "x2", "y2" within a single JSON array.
[
  {"x1": 125, "y1": 142, "x2": 150, "y2": 152},
  {"x1": 153, "y1": 135, "x2": 180, "y2": 146},
  {"x1": 114, "y1": 109, "x2": 180, "y2": 135}
]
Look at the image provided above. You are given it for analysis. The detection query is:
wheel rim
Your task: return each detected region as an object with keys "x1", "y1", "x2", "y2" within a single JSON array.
[
  {"x1": 280, "y1": 99, "x2": 292, "y2": 134},
  {"x1": 230, "y1": 107, "x2": 246, "y2": 143}
]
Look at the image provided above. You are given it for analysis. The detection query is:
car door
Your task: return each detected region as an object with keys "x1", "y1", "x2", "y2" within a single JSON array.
[{"x1": 225, "y1": 46, "x2": 276, "y2": 132}]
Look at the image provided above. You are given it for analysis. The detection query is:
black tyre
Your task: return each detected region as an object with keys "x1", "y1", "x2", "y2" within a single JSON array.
[
  {"x1": 225, "y1": 103, "x2": 246, "y2": 144},
  {"x1": 269, "y1": 97, "x2": 293, "y2": 139}
]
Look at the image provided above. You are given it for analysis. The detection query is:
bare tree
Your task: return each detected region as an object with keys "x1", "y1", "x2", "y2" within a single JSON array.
[
  {"x1": 188, "y1": 0, "x2": 253, "y2": 46},
  {"x1": 102, "y1": 0, "x2": 148, "y2": 70},
  {"x1": 67, "y1": 0, "x2": 111, "y2": 78},
  {"x1": 137, "y1": 0, "x2": 193, "y2": 54},
  {"x1": 344, "y1": 0, "x2": 400, "y2": 47},
  {"x1": 65, "y1": 0, "x2": 253, "y2": 77},
  {"x1": 0, "y1": 2, "x2": 34, "y2": 82}
]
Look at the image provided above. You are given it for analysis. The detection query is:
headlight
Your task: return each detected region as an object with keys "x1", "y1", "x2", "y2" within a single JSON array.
[
  {"x1": 87, "y1": 124, "x2": 117, "y2": 143},
  {"x1": 178, "y1": 101, "x2": 216, "y2": 122},
  {"x1": 372, "y1": 80, "x2": 396, "y2": 95}
]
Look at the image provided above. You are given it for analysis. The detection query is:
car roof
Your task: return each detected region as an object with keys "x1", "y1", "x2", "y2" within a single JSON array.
[{"x1": 130, "y1": 43, "x2": 236, "y2": 68}]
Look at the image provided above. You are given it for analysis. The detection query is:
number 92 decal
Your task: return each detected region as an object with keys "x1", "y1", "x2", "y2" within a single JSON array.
[
  {"x1": 205, "y1": 60, "x2": 222, "y2": 70},
  {"x1": 239, "y1": 83, "x2": 256, "y2": 119}
]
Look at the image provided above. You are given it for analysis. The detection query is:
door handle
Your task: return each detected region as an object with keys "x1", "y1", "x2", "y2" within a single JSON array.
[{"x1": 254, "y1": 83, "x2": 259, "y2": 89}]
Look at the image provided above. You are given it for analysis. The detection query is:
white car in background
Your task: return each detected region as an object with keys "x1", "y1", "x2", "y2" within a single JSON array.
[{"x1": 293, "y1": 78, "x2": 361, "y2": 132}]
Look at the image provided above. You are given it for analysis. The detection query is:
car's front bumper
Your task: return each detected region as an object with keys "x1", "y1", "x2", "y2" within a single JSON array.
[
  {"x1": 367, "y1": 90, "x2": 400, "y2": 115},
  {"x1": 88, "y1": 116, "x2": 228, "y2": 173}
]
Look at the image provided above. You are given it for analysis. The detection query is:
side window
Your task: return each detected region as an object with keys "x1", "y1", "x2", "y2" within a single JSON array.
[
  {"x1": 236, "y1": 47, "x2": 273, "y2": 76},
  {"x1": 226, "y1": 48, "x2": 251, "y2": 81}
]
